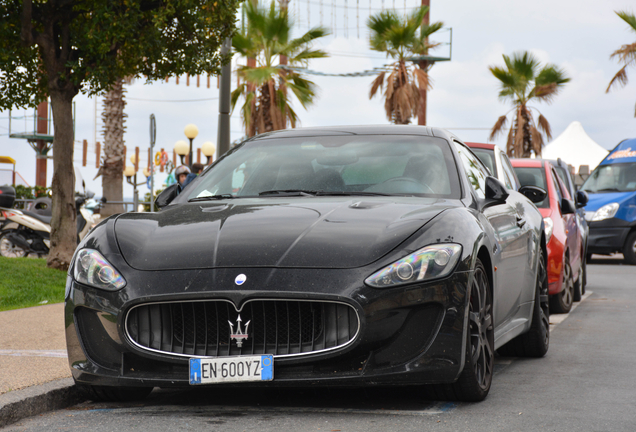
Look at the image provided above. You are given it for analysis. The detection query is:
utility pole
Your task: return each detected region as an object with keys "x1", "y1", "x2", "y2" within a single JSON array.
[
  {"x1": 217, "y1": 37, "x2": 232, "y2": 157},
  {"x1": 417, "y1": 0, "x2": 430, "y2": 126}
]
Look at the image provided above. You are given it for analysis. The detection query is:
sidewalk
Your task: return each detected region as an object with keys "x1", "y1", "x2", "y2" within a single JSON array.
[{"x1": 0, "y1": 303, "x2": 71, "y2": 395}]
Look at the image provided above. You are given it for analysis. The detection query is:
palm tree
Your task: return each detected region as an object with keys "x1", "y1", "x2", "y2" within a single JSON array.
[
  {"x1": 231, "y1": 1, "x2": 329, "y2": 137},
  {"x1": 98, "y1": 78, "x2": 128, "y2": 217},
  {"x1": 367, "y1": 6, "x2": 443, "y2": 124},
  {"x1": 489, "y1": 52, "x2": 570, "y2": 158},
  {"x1": 607, "y1": 11, "x2": 636, "y2": 116}
]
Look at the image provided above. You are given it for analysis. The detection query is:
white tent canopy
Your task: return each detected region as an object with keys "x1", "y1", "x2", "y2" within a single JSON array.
[{"x1": 541, "y1": 121, "x2": 608, "y2": 173}]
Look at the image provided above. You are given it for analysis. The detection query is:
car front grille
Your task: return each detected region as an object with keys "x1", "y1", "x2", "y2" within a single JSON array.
[{"x1": 125, "y1": 299, "x2": 360, "y2": 359}]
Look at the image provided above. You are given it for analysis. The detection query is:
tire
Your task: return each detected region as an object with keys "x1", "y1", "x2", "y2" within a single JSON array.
[
  {"x1": 581, "y1": 259, "x2": 587, "y2": 295},
  {"x1": 432, "y1": 259, "x2": 494, "y2": 402},
  {"x1": 550, "y1": 257, "x2": 574, "y2": 314},
  {"x1": 573, "y1": 264, "x2": 582, "y2": 302},
  {"x1": 623, "y1": 231, "x2": 636, "y2": 265},
  {"x1": 75, "y1": 383, "x2": 153, "y2": 402},
  {"x1": 0, "y1": 230, "x2": 28, "y2": 258},
  {"x1": 497, "y1": 247, "x2": 549, "y2": 358}
]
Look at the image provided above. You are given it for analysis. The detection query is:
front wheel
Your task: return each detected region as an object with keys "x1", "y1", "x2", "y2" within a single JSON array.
[
  {"x1": 0, "y1": 230, "x2": 28, "y2": 258},
  {"x1": 623, "y1": 231, "x2": 636, "y2": 265},
  {"x1": 550, "y1": 258, "x2": 574, "y2": 314},
  {"x1": 431, "y1": 259, "x2": 493, "y2": 402}
]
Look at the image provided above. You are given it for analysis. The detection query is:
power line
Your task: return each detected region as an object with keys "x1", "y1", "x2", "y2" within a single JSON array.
[{"x1": 127, "y1": 97, "x2": 219, "y2": 103}]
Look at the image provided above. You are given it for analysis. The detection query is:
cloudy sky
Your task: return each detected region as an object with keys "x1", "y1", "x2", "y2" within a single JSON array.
[{"x1": 1, "y1": 0, "x2": 635, "y2": 198}]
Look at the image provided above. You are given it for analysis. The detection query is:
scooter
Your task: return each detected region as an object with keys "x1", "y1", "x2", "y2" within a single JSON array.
[{"x1": 0, "y1": 188, "x2": 97, "y2": 258}]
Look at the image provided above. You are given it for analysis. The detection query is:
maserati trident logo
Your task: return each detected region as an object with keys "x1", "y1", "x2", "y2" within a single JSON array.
[{"x1": 228, "y1": 315, "x2": 250, "y2": 347}]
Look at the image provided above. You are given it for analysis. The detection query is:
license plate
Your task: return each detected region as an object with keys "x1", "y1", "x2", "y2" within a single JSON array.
[{"x1": 189, "y1": 355, "x2": 273, "y2": 385}]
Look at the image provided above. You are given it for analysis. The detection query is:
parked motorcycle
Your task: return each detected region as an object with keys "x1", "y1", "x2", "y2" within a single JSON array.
[{"x1": 0, "y1": 186, "x2": 98, "y2": 258}]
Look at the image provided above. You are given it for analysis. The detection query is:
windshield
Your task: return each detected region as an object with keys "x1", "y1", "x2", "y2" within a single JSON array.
[
  {"x1": 513, "y1": 167, "x2": 549, "y2": 208},
  {"x1": 581, "y1": 163, "x2": 636, "y2": 193},
  {"x1": 471, "y1": 148, "x2": 497, "y2": 177},
  {"x1": 184, "y1": 135, "x2": 461, "y2": 200}
]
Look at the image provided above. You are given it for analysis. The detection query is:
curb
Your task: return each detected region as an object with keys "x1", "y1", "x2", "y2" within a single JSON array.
[{"x1": 0, "y1": 378, "x2": 86, "y2": 428}]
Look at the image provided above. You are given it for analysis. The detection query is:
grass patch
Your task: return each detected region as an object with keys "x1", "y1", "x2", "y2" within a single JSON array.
[{"x1": 0, "y1": 256, "x2": 67, "y2": 312}]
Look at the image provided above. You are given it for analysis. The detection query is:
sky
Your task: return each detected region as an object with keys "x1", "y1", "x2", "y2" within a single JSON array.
[{"x1": 1, "y1": 0, "x2": 635, "y2": 199}]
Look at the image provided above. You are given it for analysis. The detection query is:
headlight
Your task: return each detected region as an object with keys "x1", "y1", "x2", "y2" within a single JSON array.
[
  {"x1": 543, "y1": 217, "x2": 553, "y2": 243},
  {"x1": 73, "y1": 249, "x2": 126, "y2": 291},
  {"x1": 365, "y1": 244, "x2": 462, "y2": 288},
  {"x1": 591, "y1": 203, "x2": 619, "y2": 221}
]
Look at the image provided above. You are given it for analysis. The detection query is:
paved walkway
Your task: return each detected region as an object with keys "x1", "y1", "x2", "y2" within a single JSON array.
[{"x1": 0, "y1": 304, "x2": 70, "y2": 395}]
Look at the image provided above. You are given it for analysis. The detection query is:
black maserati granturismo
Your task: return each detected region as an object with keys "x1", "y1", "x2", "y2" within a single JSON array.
[{"x1": 65, "y1": 126, "x2": 549, "y2": 402}]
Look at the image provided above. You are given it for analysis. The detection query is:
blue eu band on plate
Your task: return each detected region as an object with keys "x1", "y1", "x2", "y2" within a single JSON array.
[{"x1": 189, "y1": 355, "x2": 274, "y2": 385}]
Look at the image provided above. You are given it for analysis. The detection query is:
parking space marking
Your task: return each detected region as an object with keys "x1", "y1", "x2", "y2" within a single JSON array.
[
  {"x1": 0, "y1": 349, "x2": 67, "y2": 358},
  {"x1": 549, "y1": 290, "x2": 592, "y2": 331}
]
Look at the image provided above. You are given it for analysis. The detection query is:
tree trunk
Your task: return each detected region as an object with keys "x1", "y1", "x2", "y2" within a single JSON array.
[
  {"x1": 47, "y1": 90, "x2": 77, "y2": 271},
  {"x1": 521, "y1": 107, "x2": 532, "y2": 158},
  {"x1": 101, "y1": 79, "x2": 126, "y2": 217}
]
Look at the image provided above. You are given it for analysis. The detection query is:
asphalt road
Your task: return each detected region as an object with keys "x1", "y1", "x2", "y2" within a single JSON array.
[{"x1": 6, "y1": 261, "x2": 636, "y2": 432}]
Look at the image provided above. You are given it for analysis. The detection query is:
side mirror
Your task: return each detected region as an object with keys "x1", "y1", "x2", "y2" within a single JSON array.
[
  {"x1": 519, "y1": 185, "x2": 547, "y2": 204},
  {"x1": 483, "y1": 176, "x2": 509, "y2": 208},
  {"x1": 155, "y1": 184, "x2": 179, "y2": 209},
  {"x1": 576, "y1": 190, "x2": 589, "y2": 208},
  {"x1": 561, "y1": 198, "x2": 576, "y2": 215}
]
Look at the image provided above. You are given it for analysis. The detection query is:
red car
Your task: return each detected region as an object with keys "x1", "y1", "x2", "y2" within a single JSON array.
[{"x1": 512, "y1": 159, "x2": 583, "y2": 314}]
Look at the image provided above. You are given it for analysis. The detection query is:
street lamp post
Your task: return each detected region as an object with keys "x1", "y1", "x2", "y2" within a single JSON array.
[
  {"x1": 174, "y1": 140, "x2": 189, "y2": 166},
  {"x1": 124, "y1": 155, "x2": 150, "y2": 212},
  {"x1": 201, "y1": 141, "x2": 216, "y2": 165},
  {"x1": 184, "y1": 124, "x2": 199, "y2": 169}
]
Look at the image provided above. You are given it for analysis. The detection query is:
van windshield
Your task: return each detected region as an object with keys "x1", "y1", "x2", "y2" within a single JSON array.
[{"x1": 581, "y1": 163, "x2": 636, "y2": 193}]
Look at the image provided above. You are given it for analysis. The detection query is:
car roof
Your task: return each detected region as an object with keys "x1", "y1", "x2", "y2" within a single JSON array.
[
  {"x1": 465, "y1": 142, "x2": 496, "y2": 150},
  {"x1": 248, "y1": 125, "x2": 459, "y2": 142},
  {"x1": 511, "y1": 158, "x2": 547, "y2": 168}
]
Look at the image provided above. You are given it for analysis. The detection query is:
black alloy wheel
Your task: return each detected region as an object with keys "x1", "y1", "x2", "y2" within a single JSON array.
[
  {"x1": 436, "y1": 259, "x2": 494, "y2": 402},
  {"x1": 498, "y1": 247, "x2": 549, "y2": 358},
  {"x1": 623, "y1": 231, "x2": 636, "y2": 265},
  {"x1": 550, "y1": 258, "x2": 574, "y2": 314}
]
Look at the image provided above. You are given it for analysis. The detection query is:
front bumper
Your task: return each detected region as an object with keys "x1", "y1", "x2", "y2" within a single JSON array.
[
  {"x1": 587, "y1": 218, "x2": 632, "y2": 254},
  {"x1": 65, "y1": 268, "x2": 472, "y2": 389}
]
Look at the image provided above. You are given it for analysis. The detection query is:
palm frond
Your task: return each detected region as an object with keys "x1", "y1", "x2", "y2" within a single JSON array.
[
  {"x1": 413, "y1": 67, "x2": 430, "y2": 90},
  {"x1": 489, "y1": 115, "x2": 508, "y2": 141},
  {"x1": 616, "y1": 11, "x2": 636, "y2": 33},
  {"x1": 531, "y1": 126, "x2": 544, "y2": 156},
  {"x1": 537, "y1": 114, "x2": 552, "y2": 140},
  {"x1": 607, "y1": 65, "x2": 629, "y2": 92},
  {"x1": 369, "y1": 71, "x2": 385, "y2": 98},
  {"x1": 505, "y1": 125, "x2": 515, "y2": 157}
]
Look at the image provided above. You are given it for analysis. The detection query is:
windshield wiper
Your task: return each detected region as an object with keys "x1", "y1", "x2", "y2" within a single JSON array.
[
  {"x1": 315, "y1": 191, "x2": 393, "y2": 197},
  {"x1": 595, "y1": 188, "x2": 621, "y2": 193},
  {"x1": 188, "y1": 194, "x2": 235, "y2": 202},
  {"x1": 258, "y1": 190, "x2": 318, "y2": 196}
]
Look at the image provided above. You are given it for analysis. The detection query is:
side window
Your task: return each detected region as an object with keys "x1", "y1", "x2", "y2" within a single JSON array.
[
  {"x1": 453, "y1": 141, "x2": 488, "y2": 199},
  {"x1": 500, "y1": 154, "x2": 518, "y2": 190},
  {"x1": 551, "y1": 168, "x2": 563, "y2": 203}
]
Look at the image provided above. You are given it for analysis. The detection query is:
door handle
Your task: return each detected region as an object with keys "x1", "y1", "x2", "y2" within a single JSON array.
[{"x1": 516, "y1": 215, "x2": 526, "y2": 228}]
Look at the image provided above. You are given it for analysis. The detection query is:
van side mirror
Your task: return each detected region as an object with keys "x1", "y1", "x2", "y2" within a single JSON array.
[
  {"x1": 519, "y1": 185, "x2": 547, "y2": 204},
  {"x1": 155, "y1": 184, "x2": 179, "y2": 209},
  {"x1": 561, "y1": 198, "x2": 576, "y2": 215},
  {"x1": 576, "y1": 190, "x2": 589, "y2": 208}
]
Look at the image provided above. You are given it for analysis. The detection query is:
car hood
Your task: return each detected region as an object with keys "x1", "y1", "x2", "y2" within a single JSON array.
[
  {"x1": 114, "y1": 197, "x2": 458, "y2": 270},
  {"x1": 583, "y1": 191, "x2": 635, "y2": 212}
]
